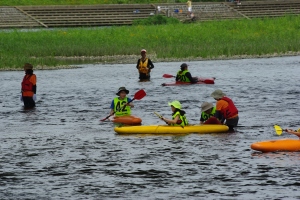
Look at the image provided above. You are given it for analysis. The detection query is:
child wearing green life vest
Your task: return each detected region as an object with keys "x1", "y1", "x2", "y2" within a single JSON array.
[
  {"x1": 200, "y1": 102, "x2": 221, "y2": 125},
  {"x1": 161, "y1": 100, "x2": 188, "y2": 127},
  {"x1": 109, "y1": 87, "x2": 134, "y2": 117}
]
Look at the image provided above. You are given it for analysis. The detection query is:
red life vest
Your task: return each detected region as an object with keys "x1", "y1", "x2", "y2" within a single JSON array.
[
  {"x1": 21, "y1": 75, "x2": 33, "y2": 92},
  {"x1": 220, "y1": 97, "x2": 238, "y2": 119}
]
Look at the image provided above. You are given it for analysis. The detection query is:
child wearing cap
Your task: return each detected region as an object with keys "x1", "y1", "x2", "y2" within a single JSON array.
[
  {"x1": 136, "y1": 49, "x2": 155, "y2": 81},
  {"x1": 211, "y1": 89, "x2": 239, "y2": 130},
  {"x1": 176, "y1": 63, "x2": 197, "y2": 84},
  {"x1": 162, "y1": 100, "x2": 188, "y2": 127},
  {"x1": 109, "y1": 87, "x2": 134, "y2": 116},
  {"x1": 21, "y1": 63, "x2": 37, "y2": 109},
  {"x1": 200, "y1": 102, "x2": 220, "y2": 124}
]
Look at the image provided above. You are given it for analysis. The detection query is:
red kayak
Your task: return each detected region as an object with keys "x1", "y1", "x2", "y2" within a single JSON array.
[{"x1": 162, "y1": 77, "x2": 215, "y2": 86}]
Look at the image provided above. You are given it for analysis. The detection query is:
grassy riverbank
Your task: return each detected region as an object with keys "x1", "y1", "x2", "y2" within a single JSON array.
[{"x1": 1, "y1": 15, "x2": 300, "y2": 70}]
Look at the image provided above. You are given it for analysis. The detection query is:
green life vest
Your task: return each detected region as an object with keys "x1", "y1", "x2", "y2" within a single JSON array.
[
  {"x1": 201, "y1": 106, "x2": 216, "y2": 121},
  {"x1": 171, "y1": 110, "x2": 188, "y2": 126},
  {"x1": 176, "y1": 70, "x2": 191, "y2": 82},
  {"x1": 113, "y1": 97, "x2": 131, "y2": 116}
]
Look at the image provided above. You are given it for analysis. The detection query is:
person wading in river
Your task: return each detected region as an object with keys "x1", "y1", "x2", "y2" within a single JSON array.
[
  {"x1": 21, "y1": 63, "x2": 37, "y2": 109},
  {"x1": 211, "y1": 89, "x2": 239, "y2": 130},
  {"x1": 136, "y1": 49, "x2": 154, "y2": 81}
]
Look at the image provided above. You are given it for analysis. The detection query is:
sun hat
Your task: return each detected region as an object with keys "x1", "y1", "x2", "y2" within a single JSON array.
[
  {"x1": 201, "y1": 102, "x2": 214, "y2": 112},
  {"x1": 168, "y1": 100, "x2": 182, "y2": 109},
  {"x1": 211, "y1": 89, "x2": 226, "y2": 99},
  {"x1": 141, "y1": 49, "x2": 147, "y2": 53},
  {"x1": 116, "y1": 87, "x2": 129, "y2": 95},
  {"x1": 180, "y1": 63, "x2": 188, "y2": 70},
  {"x1": 23, "y1": 63, "x2": 33, "y2": 70}
]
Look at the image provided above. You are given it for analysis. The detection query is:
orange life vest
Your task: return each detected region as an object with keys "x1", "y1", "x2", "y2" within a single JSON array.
[
  {"x1": 220, "y1": 97, "x2": 238, "y2": 119},
  {"x1": 21, "y1": 75, "x2": 33, "y2": 92}
]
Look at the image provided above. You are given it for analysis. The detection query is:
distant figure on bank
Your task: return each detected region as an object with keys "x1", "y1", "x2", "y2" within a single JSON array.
[
  {"x1": 200, "y1": 102, "x2": 221, "y2": 125},
  {"x1": 21, "y1": 63, "x2": 37, "y2": 109},
  {"x1": 187, "y1": 0, "x2": 192, "y2": 17},
  {"x1": 211, "y1": 89, "x2": 239, "y2": 130},
  {"x1": 136, "y1": 49, "x2": 154, "y2": 81},
  {"x1": 176, "y1": 63, "x2": 197, "y2": 84}
]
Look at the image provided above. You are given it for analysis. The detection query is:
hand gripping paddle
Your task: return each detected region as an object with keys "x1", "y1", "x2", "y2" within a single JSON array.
[{"x1": 100, "y1": 89, "x2": 146, "y2": 122}]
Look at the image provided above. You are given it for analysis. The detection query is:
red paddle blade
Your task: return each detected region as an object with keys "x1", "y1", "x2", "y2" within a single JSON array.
[
  {"x1": 163, "y1": 74, "x2": 175, "y2": 78},
  {"x1": 203, "y1": 79, "x2": 215, "y2": 84},
  {"x1": 133, "y1": 89, "x2": 146, "y2": 100}
]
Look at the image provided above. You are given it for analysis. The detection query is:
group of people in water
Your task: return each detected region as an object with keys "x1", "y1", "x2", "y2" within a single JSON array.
[
  {"x1": 20, "y1": 49, "x2": 298, "y2": 136},
  {"x1": 108, "y1": 85, "x2": 239, "y2": 131}
]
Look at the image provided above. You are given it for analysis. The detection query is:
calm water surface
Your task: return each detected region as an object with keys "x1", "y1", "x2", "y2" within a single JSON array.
[{"x1": 1, "y1": 56, "x2": 300, "y2": 199}]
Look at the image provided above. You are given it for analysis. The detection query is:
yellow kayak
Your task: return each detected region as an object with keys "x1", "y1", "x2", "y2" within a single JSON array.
[{"x1": 114, "y1": 124, "x2": 229, "y2": 134}]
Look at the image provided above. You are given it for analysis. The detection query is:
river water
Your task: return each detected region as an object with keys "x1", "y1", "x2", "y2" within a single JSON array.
[{"x1": 1, "y1": 56, "x2": 300, "y2": 199}]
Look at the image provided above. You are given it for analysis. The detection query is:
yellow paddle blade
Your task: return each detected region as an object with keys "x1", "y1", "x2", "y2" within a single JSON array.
[
  {"x1": 274, "y1": 124, "x2": 283, "y2": 135},
  {"x1": 297, "y1": 128, "x2": 300, "y2": 133}
]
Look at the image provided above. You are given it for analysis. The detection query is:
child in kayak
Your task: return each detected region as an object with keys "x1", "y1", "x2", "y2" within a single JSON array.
[
  {"x1": 109, "y1": 87, "x2": 134, "y2": 116},
  {"x1": 200, "y1": 102, "x2": 221, "y2": 124},
  {"x1": 176, "y1": 63, "x2": 197, "y2": 84},
  {"x1": 161, "y1": 100, "x2": 188, "y2": 127}
]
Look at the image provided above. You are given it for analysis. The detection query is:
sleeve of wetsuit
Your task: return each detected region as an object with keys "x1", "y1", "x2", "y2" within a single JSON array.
[
  {"x1": 136, "y1": 59, "x2": 140, "y2": 69},
  {"x1": 148, "y1": 59, "x2": 154, "y2": 69},
  {"x1": 214, "y1": 110, "x2": 223, "y2": 122},
  {"x1": 185, "y1": 72, "x2": 197, "y2": 83},
  {"x1": 32, "y1": 85, "x2": 36, "y2": 94}
]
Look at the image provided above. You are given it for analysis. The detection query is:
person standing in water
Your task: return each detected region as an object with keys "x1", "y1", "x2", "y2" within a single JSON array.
[
  {"x1": 136, "y1": 49, "x2": 154, "y2": 81},
  {"x1": 21, "y1": 63, "x2": 37, "y2": 109}
]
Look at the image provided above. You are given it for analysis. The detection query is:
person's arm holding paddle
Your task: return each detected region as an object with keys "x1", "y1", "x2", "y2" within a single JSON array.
[{"x1": 287, "y1": 129, "x2": 300, "y2": 138}]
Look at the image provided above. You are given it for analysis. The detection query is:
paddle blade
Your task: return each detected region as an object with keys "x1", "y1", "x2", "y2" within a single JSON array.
[
  {"x1": 133, "y1": 89, "x2": 146, "y2": 100},
  {"x1": 163, "y1": 74, "x2": 175, "y2": 78},
  {"x1": 203, "y1": 79, "x2": 215, "y2": 84},
  {"x1": 274, "y1": 124, "x2": 283, "y2": 135}
]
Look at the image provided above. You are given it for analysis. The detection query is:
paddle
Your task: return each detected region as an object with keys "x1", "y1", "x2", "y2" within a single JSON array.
[
  {"x1": 154, "y1": 112, "x2": 168, "y2": 124},
  {"x1": 154, "y1": 112, "x2": 183, "y2": 128},
  {"x1": 162, "y1": 74, "x2": 214, "y2": 84},
  {"x1": 274, "y1": 124, "x2": 300, "y2": 136},
  {"x1": 100, "y1": 89, "x2": 146, "y2": 122}
]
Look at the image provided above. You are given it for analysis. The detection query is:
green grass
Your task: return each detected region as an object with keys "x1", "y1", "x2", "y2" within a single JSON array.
[{"x1": 1, "y1": 15, "x2": 300, "y2": 69}]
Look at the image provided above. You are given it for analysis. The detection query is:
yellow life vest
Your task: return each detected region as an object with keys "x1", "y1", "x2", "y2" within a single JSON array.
[
  {"x1": 176, "y1": 70, "x2": 191, "y2": 82},
  {"x1": 138, "y1": 58, "x2": 149, "y2": 75},
  {"x1": 113, "y1": 97, "x2": 131, "y2": 116},
  {"x1": 171, "y1": 111, "x2": 188, "y2": 126}
]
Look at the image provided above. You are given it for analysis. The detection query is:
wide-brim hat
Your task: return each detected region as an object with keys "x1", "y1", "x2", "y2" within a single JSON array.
[
  {"x1": 168, "y1": 100, "x2": 182, "y2": 109},
  {"x1": 201, "y1": 102, "x2": 214, "y2": 112},
  {"x1": 211, "y1": 89, "x2": 226, "y2": 99},
  {"x1": 116, "y1": 87, "x2": 129, "y2": 95},
  {"x1": 23, "y1": 63, "x2": 33, "y2": 70}
]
